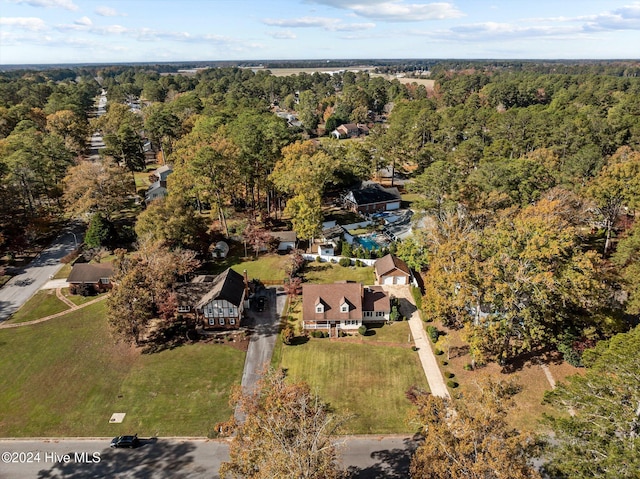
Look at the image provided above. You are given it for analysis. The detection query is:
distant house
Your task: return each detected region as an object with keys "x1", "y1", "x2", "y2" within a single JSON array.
[
  {"x1": 67, "y1": 263, "x2": 114, "y2": 294},
  {"x1": 302, "y1": 282, "x2": 390, "y2": 337},
  {"x1": 343, "y1": 182, "x2": 402, "y2": 214},
  {"x1": 321, "y1": 225, "x2": 345, "y2": 247},
  {"x1": 144, "y1": 180, "x2": 168, "y2": 204},
  {"x1": 268, "y1": 231, "x2": 297, "y2": 252},
  {"x1": 331, "y1": 123, "x2": 369, "y2": 139},
  {"x1": 173, "y1": 268, "x2": 248, "y2": 330},
  {"x1": 149, "y1": 164, "x2": 173, "y2": 183},
  {"x1": 374, "y1": 254, "x2": 411, "y2": 286},
  {"x1": 145, "y1": 165, "x2": 173, "y2": 204}
]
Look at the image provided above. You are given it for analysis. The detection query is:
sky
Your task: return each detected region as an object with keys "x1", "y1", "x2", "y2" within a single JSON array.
[{"x1": 1, "y1": 0, "x2": 639, "y2": 65}]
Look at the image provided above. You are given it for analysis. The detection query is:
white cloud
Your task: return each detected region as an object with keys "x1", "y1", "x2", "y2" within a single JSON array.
[
  {"x1": 306, "y1": 0, "x2": 465, "y2": 22},
  {"x1": 74, "y1": 16, "x2": 92, "y2": 26},
  {"x1": 582, "y1": 2, "x2": 640, "y2": 31},
  {"x1": 267, "y1": 30, "x2": 297, "y2": 39},
  {"x1": 262, "y1": 16, "x2": 375, "y2": 31},
  {"x1": 95, "y1": 6, "x2": 126, "y2": 17},
  {"x1": 11, "y1": 0, "x2": 78, "y2": 10},
  {"x1": 0, "y1": 17, "x2": 47, "y2": 31}
]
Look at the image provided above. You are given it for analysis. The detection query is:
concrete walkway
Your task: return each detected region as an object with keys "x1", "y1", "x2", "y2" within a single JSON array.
[{"x1": 383, "y1": 285, "x2": 450, "y2": 398}]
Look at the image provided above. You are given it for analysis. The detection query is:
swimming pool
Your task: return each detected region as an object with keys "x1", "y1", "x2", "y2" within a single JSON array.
[{"x1": 356, "y1": 233, "x2": 389, "y2": 250}]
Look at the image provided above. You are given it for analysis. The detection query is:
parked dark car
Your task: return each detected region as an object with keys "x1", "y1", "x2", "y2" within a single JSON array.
[
  {"x1": 110, "y1": 434, "x2": 139, "y2": 448},
  {"x1": 256, "y1": 296, "x2": 266, "y2": 312}
]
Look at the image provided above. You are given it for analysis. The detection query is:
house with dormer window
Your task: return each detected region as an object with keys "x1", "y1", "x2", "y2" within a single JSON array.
[{"x1": 302, "y1": 282, "x2": 390, "y2": 337}]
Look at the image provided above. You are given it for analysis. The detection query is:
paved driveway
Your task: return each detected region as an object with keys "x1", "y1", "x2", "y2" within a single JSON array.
[
  {"x1": 238, "y1": 287, "x2": 286, "y2": 397},
  {"x1": 0, "y1": 226, "x2": 82, "y2": 322}
]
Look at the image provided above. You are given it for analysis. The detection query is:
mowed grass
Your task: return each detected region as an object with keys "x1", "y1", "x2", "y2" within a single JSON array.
[
  {"x1": 8, "y1": 289, "x2": 69, "y2": 323},
  {"x1": 277, "y1": 339, "x2": 428, "y2": 434},
  {"x1": 0, "y1": 301, "x2": 245, "y2": 437},
  {"x1": 208, "y1": 253, "x2": 291, "y2": 282},
  {"x1": 303, "y1": 262, "x2": 375, "y2": 285}
]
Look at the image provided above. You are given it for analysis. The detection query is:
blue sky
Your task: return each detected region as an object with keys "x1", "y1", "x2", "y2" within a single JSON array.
[{"x1": 1, "y1": 0, "x2": 639, "y2": 64}]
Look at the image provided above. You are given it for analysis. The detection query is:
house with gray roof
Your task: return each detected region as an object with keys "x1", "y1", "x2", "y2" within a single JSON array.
[
  {"x1": 343, "y1": 182, "x2": 401, "y2": 214},
  {"x1": 67, "y1": 263, "x2": 114, "y2": 295}
]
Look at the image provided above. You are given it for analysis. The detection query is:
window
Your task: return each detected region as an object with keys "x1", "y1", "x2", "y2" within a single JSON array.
[
  {"x1": 340, "y1": 302, "x2": 349, "y2": 313},
  {"x1": 316, "y1": 304, "x2": 324, "y2": 313},
  {"x1": 376, "y1": 311, "x2": 385, "y2": 317},
  {"x1": 230, "y1": 318, "x2": 235, "y2": 325},
  {"x1": 178, "y1": 305, "x2": 190, "y2": 313},
  {"x1": 99, "y1": 277, "x2": 109, "y2": 284},
  {"x1": 219, "y1": 318, "x2": 225, "y2": 325},
  {"x1": 209, "y1": 318, "x2": 215, "y2": 326},
  {"x1": 363, "y1": 311, "x2": 372, "y2": 317},
  {"x1": 229, "y1": 308, "x2": 234, "y2": 315}
]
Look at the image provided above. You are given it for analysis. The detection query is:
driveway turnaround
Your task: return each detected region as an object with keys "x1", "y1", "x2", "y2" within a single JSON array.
[{"x1": 383, "y1": 285, "x2": 450, "y2": 398}]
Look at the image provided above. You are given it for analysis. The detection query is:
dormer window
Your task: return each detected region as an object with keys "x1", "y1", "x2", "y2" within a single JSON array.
[
  {"x1": 316, "y1": 304, "x2": 324, "y2": 313},
  {"x1": 340, "y1": 300, "x2": 349, "y2": 313}
]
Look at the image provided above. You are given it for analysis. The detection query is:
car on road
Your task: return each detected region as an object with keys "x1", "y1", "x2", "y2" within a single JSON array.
[
  {"x1": 110, "y1": 434, "x2": 140, "y2": 448},
  {"x1": 255, "y1": 296, "x2": 267, "y2": 312}
]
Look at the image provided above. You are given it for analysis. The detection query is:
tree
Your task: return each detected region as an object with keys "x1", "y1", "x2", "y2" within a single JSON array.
[
  {"x1": 84, "y1": 212, "x2": 115, "y2": 248},
  {"x1": 135, "y1": 194, "x2": 208, "y2": 253},
  {"x1": 543, "y1": 326, "x2": 640, "y2": 479},
  {"x1": 409, "y1": 378, "x2": 541, "y2": 479},
  {"x1": 586, "y1": 146, "x2": 640, "y2": 253},
  {"x1": 62, "y1": 159, "x2": 133, "y2": 220},
  {"x1": 243, "y1": 221, "x2": 272, "y2": 257},
  {"x1": 219, "y1": 368, "x2": 346, "y2": 479},
  {"x1": 284, "y1": 193, "x2": 322, "y2": 243},
  {"x1": 612, "y1": 221, "x2": 640, "y2": 314}
]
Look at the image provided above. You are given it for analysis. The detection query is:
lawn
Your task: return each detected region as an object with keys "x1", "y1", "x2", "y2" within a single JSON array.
[
  {"x1": 303, "y1": 262, "x2": 375, "y2": 285},
  {"x1": 7, "y1": 289, "x2": 70, "y2": 323},
  {"x1": 207, "y1": 253, "x2": 291, "y2": 283},
  {"x1": 0, "y1": 301, "x2": 245, "y2": 437},
  {"x1": 434, "y1": 323, "x2": 582, "y2": 434},
  {"x1": 62, "y1": 288, "x2": 107, "y2": 306},
  {"x1": 275, "y1": 337, "x2": 428, "y2": 434}
]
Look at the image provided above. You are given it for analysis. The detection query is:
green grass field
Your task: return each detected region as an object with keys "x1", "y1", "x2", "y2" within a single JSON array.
[
  {"x1": 0, "y1": 302, "x2": 245, "y2": 437},
  {"x1": 8, "y1": 289, "x2": 70, "y2": 323},
  {"x1": 303, "y1": 262, "x2": 375, "y2": 285},
  {"x1": 275, "y1": 337, "x2": 428, "y2": 434}
]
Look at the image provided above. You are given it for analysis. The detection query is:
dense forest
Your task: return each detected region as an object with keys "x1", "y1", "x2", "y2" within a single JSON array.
[{"x1": 1, "y1": 59, "x2": 639, "y2": 477}]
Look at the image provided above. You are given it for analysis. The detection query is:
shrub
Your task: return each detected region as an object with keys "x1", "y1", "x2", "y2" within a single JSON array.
[
  {"x1": 434, "y1": 348, "x2": 443, "y2": 355},
  {"x1": 281, "y1": 326, "x2": 295, "y2": 345},
  {"x1": 389, "y1": 305, "x2": 400, "y2": 322},
  {"x1": 441, "y1": 360, "x2": 448, "y2": 366},
  {"x1": 558, "y1": 342, "x2": 583, "y2": 367},
  {"x1": 411, "y1": 286, "x2": 423, "y2": 310},
  {"x1": 426, "y1": 325, "x2": 439, "y2": 343},
  {"x1": 315, "y1": 256, "x2": 322, "y2": 263},
  {"x1": 355, "y1": 259, "x2": 363, "y2": 267},
  {"x1": 447, "y1": 380, "x2": 459, "y2": 388},
  {"x1": 358, "y1": 325, "x2": 367, "y2": 336},
  {"x1": 463, "y1": 363, "x2": 473, "y2": 371},
  {"x1": 338, "y1": 257, "x2": 351, "y2": 267},
  {"x1": 445, "y1": 372, "x2": 455, "y2": 378}
]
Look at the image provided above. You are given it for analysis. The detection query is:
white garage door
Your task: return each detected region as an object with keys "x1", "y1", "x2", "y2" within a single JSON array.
[{"x1": 383, "y1": 276, "x2": 395, "y2": 285}]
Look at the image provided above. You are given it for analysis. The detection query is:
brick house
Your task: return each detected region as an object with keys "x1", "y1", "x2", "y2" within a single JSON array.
[
  {"x1": 67, "y1": 263, "x2": 114, "y2": 294},
  {"x1": 343, "y1": 182, "x2": 401, "y2": 214}
]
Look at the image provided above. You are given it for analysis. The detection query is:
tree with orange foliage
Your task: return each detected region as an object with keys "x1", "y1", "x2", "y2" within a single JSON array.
[{"x1": 219, "y1": 368, "x2": 347, "y2": 479}]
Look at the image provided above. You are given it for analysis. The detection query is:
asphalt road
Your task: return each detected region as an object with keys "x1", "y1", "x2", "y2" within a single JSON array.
[
  {"x1": 0, "y1": 436, "x2": 418, "y2": 479},
  {"x1": 0, "y1": 227, "x2": 82, "y2": 322}
]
